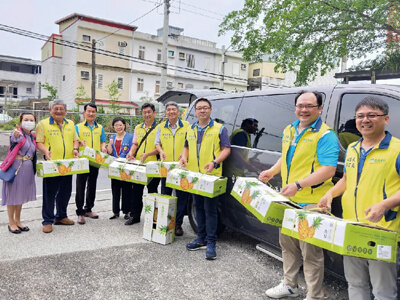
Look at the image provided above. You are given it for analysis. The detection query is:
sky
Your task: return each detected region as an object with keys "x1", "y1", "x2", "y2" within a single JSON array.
[{"x1": 0, "y1": 0, "x2": 243, "y2": 61}]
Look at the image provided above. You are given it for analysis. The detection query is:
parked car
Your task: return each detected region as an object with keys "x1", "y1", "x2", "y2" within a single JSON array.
[
  {"x1": 183, "y1": 84, "x2": 400, "y2": 279},
  {"x1": 0, "y1": 113, "x2": 13, "y2": 123}
]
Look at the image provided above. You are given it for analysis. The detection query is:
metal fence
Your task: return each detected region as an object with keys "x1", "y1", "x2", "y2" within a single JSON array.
[{"x1": 0, "y1": 108, "x2": 165, "y2": 136}]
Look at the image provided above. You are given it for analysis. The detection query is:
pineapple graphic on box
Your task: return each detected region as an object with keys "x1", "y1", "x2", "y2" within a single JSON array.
[
  {"x1": 94, "y1": 150, "x2": 106, "y2": 163},
  {"x1": 241, "y1": 181, "x2": 260, "y2": 204},
  {"x1": 188, "y1": 177, "x2": 198, "y2": 190},
  {"x1": 307, "y1": 216, "x2": 323, "y2": 238},
  {"x1": 297, "y1": 211, "x2": 310, "y2": 240},
  {"x1": 168, "y1": 215, "x2": 176, "y2": 231},
  {"x1": 66, "y1": 161, "x2": 74, "y2": 173},
  {"x1": 54, "y1": 161, "x2": 68, "y2": 175},
  {"x1": 179, "y1": 172, "x2": 190, "y2": 190},
  {"x1": 117, "y1": 165, "x2": 130, "y2": 180},
  {"x1": 159, "y1": 225, "x2": 168, "y2": 235},
  {"x1": 145, "y1": 204, "x2": 152, "y2": 214},
  {"x1": 158, "y1": 162, "x2": 168, "y2": 177}
]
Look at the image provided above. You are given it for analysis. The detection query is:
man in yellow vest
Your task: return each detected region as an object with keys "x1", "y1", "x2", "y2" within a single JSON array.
[
  {"x1": 180, "y1": 98, "x2": 231, "y2": 260},
  {"x1": 36, "y1": 100, "x2": 80, "y2": 233},
  {"x1": 75, "y1": 103, "x2": 107, "y2": 224},
  {"x1": 155, "y1": 101, "x2": 189, "y2": 236},
  {"x1": 125, "y1": 103, "x2": 160, "y2": 225},
  {"x1": 259, "y1": 91, "x2": 339, "y2": 299},
  {"x1": 318, "y1": 96, "x2": 400, "y2": 300}
]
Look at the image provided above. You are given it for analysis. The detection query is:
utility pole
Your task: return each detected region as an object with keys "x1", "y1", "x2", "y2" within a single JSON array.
[
  {"x1": 91, "y1": 39, "x2": 96, "y2": 104},
  {"x1": 219, "y1": 45, "x2": 226, "y2": 89},
  {"x1": 160, "y1": 0, "x2": 170, "y2": 96}
]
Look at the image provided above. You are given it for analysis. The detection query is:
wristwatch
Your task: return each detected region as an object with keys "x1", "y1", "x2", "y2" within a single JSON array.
[
  {"x1": 212, "y1": 160, "x2": 219, "y2": 169},
  {"x1": 73, "y1": 148, "x2": 79, "y2": 151},
  {"x1": 295, "y1": 181, "x2": 303, "y2": 191}
]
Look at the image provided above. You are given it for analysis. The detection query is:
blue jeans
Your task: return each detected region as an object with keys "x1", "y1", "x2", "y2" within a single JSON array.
[
  {"x1": 160, "y1": 178, "x2": 188, "y2": 226},
  {"x1": 193, "y1": 194, "x2": 218, "y2": 244},
  {"x1": 42, "y1": 175, "x2": 73, "y2": 225}
]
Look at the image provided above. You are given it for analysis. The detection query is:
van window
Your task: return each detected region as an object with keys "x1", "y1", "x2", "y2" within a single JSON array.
[
  {"x1": 186, "y1": 97, "x2": 242, "y2": 135},
  {"x1": 236, "y1": 94, "x2": 298, "y2": 152},
  {"x1": 338, "y1": 93, "x2": 400, "y2": 150}
]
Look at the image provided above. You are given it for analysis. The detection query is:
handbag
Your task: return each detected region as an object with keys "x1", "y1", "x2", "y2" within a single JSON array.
[{"x1": 0, "y1": 166, "x2": 17, "y2": 183}]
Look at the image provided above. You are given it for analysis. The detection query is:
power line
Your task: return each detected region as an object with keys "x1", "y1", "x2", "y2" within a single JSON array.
[
  {"x1": 0, "y1": 24, "x2": 247, "y2": 83},
  {"x1": 179, "y1": 1, "x2": 225, "y2": 17},
  {"x1": 96, "y1": 3, "x2": 163, "y2": 42},
  {"x1": 171, "y1": 5, "x2": 223, "y2": 21}
]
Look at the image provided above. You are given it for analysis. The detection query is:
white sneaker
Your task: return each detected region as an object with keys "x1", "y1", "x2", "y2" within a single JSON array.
[{"x1": 265, "y1": 281, "x2": 299, "y2": 298}]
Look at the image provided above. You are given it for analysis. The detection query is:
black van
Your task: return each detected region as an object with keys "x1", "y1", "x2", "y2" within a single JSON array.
[{"x1": 183, "y1": 84, "x2": 400, "y2": 278}]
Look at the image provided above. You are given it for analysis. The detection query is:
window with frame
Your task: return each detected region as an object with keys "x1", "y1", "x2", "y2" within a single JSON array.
[
  {"x1": 96, "y1": 74, "x2": 104, "y2": 89},
  {"x1": 137, "y1": 78, "x2": 144, "y2": 92},
  {"x1": 186, "y1": 54, "x2": 195, "y2": 68},
  {"x1": 0, "y1": 87, "x2": 4, "y2": 96},
  {"x1": 26, "y1": 87, "x2": 32, "y2": 94},
  {"x1": 155, "y1": 81, "x2": 160, "y2": 94},
  {"x1": 337, "y1": 93, "x2": 400, "y2": 151},
  {"x1": 168, "y1": 50, "x2": 175, "y2": 58},
  {"x1": 186, "y1": 96, "x2": 242, "y2": 135},
  {"x1": 139, "y1": 46, "x2": 145, "y2": 59},
  {"x1": 81, "y1": 71, "x2": 90, "y2": 79},
  {"x1": 236, "y1": 94, "x2": 302, "y2": 151},
  {"x1": 253, "y1": 69, "x2": 260, "y2": 76},
  {"x1": 157, "y1": 49, "x2": 162, "y2": 61},
  {"x1": 117, "y1": 77, "x2": 124, "y2": 89},
  {"x1": 11, "y1": 65, "x2": 19, "y2": 72},
  {"x1": 185, "y1": 83, "x2": 194, "y2": 89},
  {"x1": 82, "y1": 35, "x2": 91, "y2": 42},
  {"x1": 232, "y1": 63, "x2": 240, "y2": 76},
  {"x1": 96, "y1": 40, "x2": 105, "y2": 51},
  {"x1": 204, "y1": 57, "x2": 210, "y2": 71},
  {"x1": 179, "y1": 52, "x2": 185, "y2": 60},
  {"x1": 177, "y1": 82, "x2": 184, "y2": 89}
]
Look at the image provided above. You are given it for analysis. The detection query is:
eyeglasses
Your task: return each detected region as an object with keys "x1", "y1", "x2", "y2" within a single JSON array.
[
  {"x1": 295, "y1": 104, "x2": 319, "y2": 110},
  {"x1": 195, "y1": 107, "x2": 211, "y2": 111},
  {"x1": 355, "y1": 113, "x2": 387, "y2": 120}
]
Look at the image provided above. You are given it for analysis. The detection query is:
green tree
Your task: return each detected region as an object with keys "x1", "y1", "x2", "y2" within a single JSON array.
[
  {"x1": 139, "y1": 91, "x2": 154, "y2": 103},
  {"x1": 42, "y1": 82, "x2": 58, "y2": 101},
  {"x1": 107, "y1": 80, "x2": 121, "y2": 114},
  {"x1": 219, "y1": 0, "x2": 400, "y2": 86}
]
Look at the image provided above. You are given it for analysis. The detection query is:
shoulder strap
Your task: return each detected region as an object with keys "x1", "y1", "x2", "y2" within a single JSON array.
[{"x1": 134, "y1": 120, "x2": 161, "y2": 157}]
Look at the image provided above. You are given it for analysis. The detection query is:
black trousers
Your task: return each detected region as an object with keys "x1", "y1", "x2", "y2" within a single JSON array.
[
  {"x1": 75, "y1": 165, "x2": 99, "y2": 216},
  {"x1": 131, "y1": 178, "x2": 160, "y2": 219},
  {"x1": 111, "y1": 179, "x2": 133, "y2": 215}
]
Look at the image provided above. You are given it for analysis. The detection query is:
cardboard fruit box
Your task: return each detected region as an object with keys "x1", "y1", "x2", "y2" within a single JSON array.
[
  {"x1": 166, "y1": 168, "x2": 227, "y2": 198},
  {"x1": 37, "y1": 158, "x2": 90, "y2": 178},
  {"x1": 281, "y1": 209, "x2": 398, "y2": 263},
  {"x1": 231, "y1": 177, "x2": 300, "y2": 227},
  {"x1": 143, "y1": 193, "x2": 177, "y2": 245},
  {"x1": 108, "y1": 159, "x2": 150, "y2": 185},
  {"x1": 146, "y1": 161, "x2": 179, "y2": 178},
  {"x1": 79, "y1": 146, "x2": 115, "y2": 168}
]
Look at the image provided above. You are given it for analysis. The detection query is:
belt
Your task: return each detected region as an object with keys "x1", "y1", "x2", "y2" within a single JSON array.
[{"x1": 16, "y1": 155, "x2": 33, "y2": 161}]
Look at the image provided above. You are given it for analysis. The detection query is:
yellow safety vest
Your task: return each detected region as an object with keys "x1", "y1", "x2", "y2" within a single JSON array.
[
  {"x1": 186, "y1": 120, "x2": 223, "y2": 176},
  {"x1": 136, "y1": 121, "x2": 158, "y2": 162},
  {"x1": 342, "y1": 133, "x2": 400, "y2": 238},
  {"x1": 159, "y1": 119, "x2": 189, "y2": 161},
  {"x1": 281, "y1": 120, "x2": 334, "y2": 203},
  {"x1": 76, "y1": 121, "x2": 103, "y2": 151},
  {"x1": 39, "y1": 117, "x2": 76, "y2": 160}
]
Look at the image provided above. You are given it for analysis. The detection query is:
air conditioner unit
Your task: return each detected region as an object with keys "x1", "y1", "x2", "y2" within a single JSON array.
[
  {"x1": 81, "y1": 71, "x2": 90, "y2": 79},
  {"x1": 166, "y1": 81, "x2": 173, "y2": 89},
  {"x1": 241, "y1": 64, "x2": 247, "y2": 70},
  {"x1": 118, "y1": 41, "x2": 127, "y2": 47}
]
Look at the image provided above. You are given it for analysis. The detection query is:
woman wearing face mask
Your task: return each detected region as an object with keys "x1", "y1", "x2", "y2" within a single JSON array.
[{"x1": 1, "y1": 113, "x2": 37, "y2": 234}]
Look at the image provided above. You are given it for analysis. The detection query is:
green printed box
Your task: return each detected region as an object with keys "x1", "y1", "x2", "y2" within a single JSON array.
[
  {"x1": 143, "y1": 193, "x2": 177, "y2": 245},
  {"x1": 108, "y1": 159, "x2": 150, "y2": 185},
  {"x1": 36, "y1": 158, "x2": 89, "y2": 178},
  {"x1": 79, "y1": 146, "x2": 115, "y2": 168},
  {"x1": 281, "y1": 209, "x2": 398, "y2": 263},
  {"x1": 146, "y1": 161, "x2": 179, "y2": 178},
  {"x1": 166, "y1": 168, "x2": 227, "y2": 198},
  {"x1": 231, "y1": 177, "x2": 298, "y2": 227}
]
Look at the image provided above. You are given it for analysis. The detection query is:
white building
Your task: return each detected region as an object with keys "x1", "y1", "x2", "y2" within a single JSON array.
[{"x1": 0, "y1": 55, "x2": 42, "y2": 109}]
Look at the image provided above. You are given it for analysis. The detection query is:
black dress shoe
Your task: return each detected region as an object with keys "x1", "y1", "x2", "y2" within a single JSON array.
[
  {"x1": 8, "y1": 225, "x2": 21, "y2": 234},
  {"x1": 17, "y1": 226, "x2": 29, "y2": 232},
  {"x1": 175, "y1": 225, "x2": 184, "y2": 236},
  {"x1": 124, "y1": 215, "x2": 130, "y2": 220},
  {"x1": 109, "y1": 214, "x2": 119, "y2": 220},
  {"x1": 125, "y1": 217, "x2": 140, "y2": 225}
]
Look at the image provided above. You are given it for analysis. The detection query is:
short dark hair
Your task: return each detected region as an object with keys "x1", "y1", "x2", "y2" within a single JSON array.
[
  {"x1": 194, "y1": 98, "x2": 212, "y2": 109},
  {"x1": 84, "y1": 103, "x2": 97, "y2": 112},
  {"x1": 241, "y1": 118, "x2": 258, "y2": 128},
  {"x1": 112, "y1": 117, "x2": 126, "y2": 130},
  {"x1": 355, "y1": 96, "x2": 389, "y2": 115},
  {"x1": 20, "y1": 113, "x2": 36, "y2": 123},
  {"x1": 294, "y1": 91, "x2": 323, "y2": 106},
  {"x1": 141, "y1": 103, "x2": 156, "y2": 112}
]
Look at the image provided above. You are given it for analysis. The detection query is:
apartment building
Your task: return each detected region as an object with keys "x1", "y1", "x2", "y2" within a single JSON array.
[
  {"x1": 42, "y1": 13, "x2": 138, "y2": 113},
  {"x1": 0, "y1": 55, "x2": 42, "y2": 109}
]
